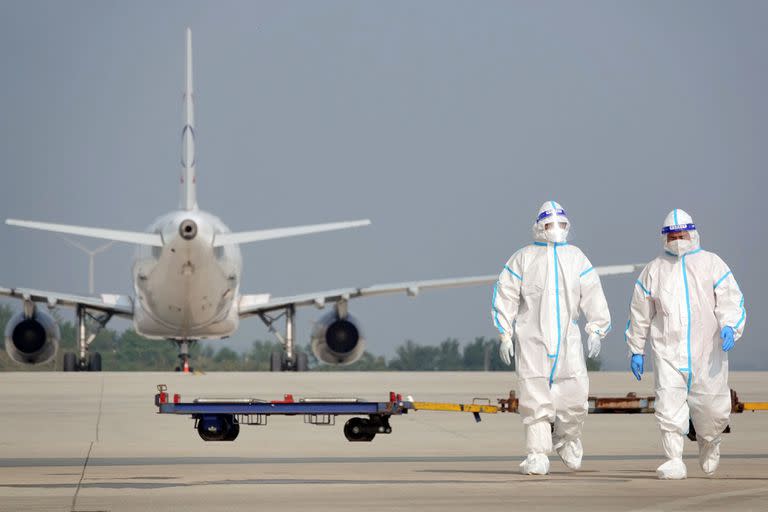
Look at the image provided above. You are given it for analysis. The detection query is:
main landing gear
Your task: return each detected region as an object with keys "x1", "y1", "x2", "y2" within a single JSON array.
[
  {"x1": 62, "y1": 305, "x2": 110, "y2": 372},
  {"x1": 259, "y1": 305, "x2": 309, "y2": 372}
]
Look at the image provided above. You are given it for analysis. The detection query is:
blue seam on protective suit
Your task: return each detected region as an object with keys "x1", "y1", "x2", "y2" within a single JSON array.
[
  {"x1": 549, "y1": 244, "x2": 562, "y2": 387},
  {"x1": 551, "y1": 200, "x2": 557, "y2": 210},
  {"x1": 596, "y1": 323, "x2": 612, "y2": 336},
  {"x1": 665, "y1": 250, "x2": 677, "y2": 257},
  {"x1": 492, "y1": 283, "x2": 504, "y2": 334},
  {"x1": 681, "y1": 253, "x2": 693, "y2": 391},
  {"x1": 674, "y1": 209, "x2": 679, "y2": 224},
  {"x1": 504, "y1": 265, "x2": 522, "y2": 281},
  {"x1": 734, "y1": 296, "x2": 745, "y2": 329},
  {"x1": 636, "y1": 280, "x2": 651, "y2": 296},
  {"x1": 624, "y1": 318, "x2": 631, "y2": 343},
  {"x1": 534, "y1": 241, "x2": 547, "y2": 247},
  {"x1": 547, "y1": 354, "x2": 556, "y2": 358},
  {"x1": 580, "y1": 267, "x2": 594, "y2": 278},
  {"x1": 534, "y1": 241, "x2": 568, "y2": 247},
  {"x1": 714, "y1": 271, "x2": 732, "y2": 289}
]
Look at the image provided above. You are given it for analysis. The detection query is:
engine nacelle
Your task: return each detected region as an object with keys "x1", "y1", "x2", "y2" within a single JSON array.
[
  {"x1": 4, "y1": 309, "x2": 60, "y2": 365},
  {"x1": 310, "y1": 312, "x2": 365, "y2": 365}
]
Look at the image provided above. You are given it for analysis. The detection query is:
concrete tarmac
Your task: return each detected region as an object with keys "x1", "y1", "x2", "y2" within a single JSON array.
[{"x1": 0, "y1": 371, "x2": 767, "y2": 511}]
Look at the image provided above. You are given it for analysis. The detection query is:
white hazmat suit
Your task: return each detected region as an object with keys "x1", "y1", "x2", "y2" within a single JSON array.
[
  {"x1": 626, "y1": 209, "x2": 746, "y2": 479},
  {"x1": 492, "y1": 201, "x2": 611, "y2": 474}
]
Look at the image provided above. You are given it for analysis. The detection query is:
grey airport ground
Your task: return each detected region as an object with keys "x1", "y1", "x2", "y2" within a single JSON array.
[{"x1": 0, "y1": 372, "x2": 766, "y2": 511}]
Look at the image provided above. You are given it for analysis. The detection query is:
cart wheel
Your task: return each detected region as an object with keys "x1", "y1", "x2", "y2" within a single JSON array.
[
  {"x1": 223, "y1": 422, "x2": 240, "y2": 441},
  {"x1": 88, "y1": 352, "x2": 102, "y2": 372},
  {"x1": 295, "y1": 352, "x2": 309, "y2": 372},
  {"x1": 63, "y1": 353, "x2": 77, "y2": 372},
  {"x1": 270, "y1": 351, "x2": 284, "y2": 372},
  {"x1": 197, "y1": 415, "x2": 235, "y2": 441},
  {"x1": 344, "y1": 418, "x2": 376, "y2": 442}
]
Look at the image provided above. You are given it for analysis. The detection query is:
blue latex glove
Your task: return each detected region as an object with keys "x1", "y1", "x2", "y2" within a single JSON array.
[
  {"x1": 721, "y1": 326, "x2": 735, "y2": 352},
  {"x1": 631, "y1": 354, "x2": 644, "y2": 381}
]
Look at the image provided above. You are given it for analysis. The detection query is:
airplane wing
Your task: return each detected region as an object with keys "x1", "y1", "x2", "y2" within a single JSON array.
[
  {"x1": 239, "y1": 263, "x2": 645, "y2": 316},
  {"x1": 0, "y1": 287, "x2": 134, "y2": 318}
]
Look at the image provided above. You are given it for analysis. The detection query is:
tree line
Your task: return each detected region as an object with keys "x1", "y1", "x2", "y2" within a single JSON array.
[{"x1": 0, "y1": 305, "x2": 601, "y2": 371}]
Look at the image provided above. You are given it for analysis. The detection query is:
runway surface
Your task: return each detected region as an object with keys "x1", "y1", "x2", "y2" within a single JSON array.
[{"x1": 1, "y1": 371, "x2": 767, "y2": 511}]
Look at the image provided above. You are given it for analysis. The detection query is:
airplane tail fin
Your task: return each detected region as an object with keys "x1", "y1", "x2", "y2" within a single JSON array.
[{"x1": 180, "y1": 28, "x2": 197, "y2": 211}]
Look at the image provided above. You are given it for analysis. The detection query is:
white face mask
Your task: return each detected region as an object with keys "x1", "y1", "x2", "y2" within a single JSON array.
[
  {"x1": 665, "y1": 238, "x2": 695, "y2": 255},
  {"x1": 545, "y1": 227, "x2": 568, "y2": 243}
]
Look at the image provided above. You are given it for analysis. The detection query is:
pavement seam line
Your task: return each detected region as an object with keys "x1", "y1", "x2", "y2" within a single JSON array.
[
  {"x1": 96, "y1": 376, "x2": 105, "y2": 442},
  {"x1": 70, "y1": 376, "x2": 105, "y2": 511},
  {"x1": 70, "y1": 441, "x2": 94, "y2": 512}
]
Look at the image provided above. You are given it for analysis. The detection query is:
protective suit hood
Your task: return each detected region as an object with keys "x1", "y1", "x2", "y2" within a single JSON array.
[
  {"x1": 533, "y1": 201, "x2": 570, "y2": 244},
  {"x1": 662, "y1": 208, "x2": 700, "y2": 256}
]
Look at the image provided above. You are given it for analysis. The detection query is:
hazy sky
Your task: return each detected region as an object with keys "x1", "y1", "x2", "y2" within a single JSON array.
[{"x1": 0, "y1": 1, "x2": 765, "y2": 370}]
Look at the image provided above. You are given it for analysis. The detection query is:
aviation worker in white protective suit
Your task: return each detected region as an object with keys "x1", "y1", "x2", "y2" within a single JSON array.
[
  {"x1": 492, "y1": 201, "x2": 611, "y2": 475},
  {"x1": 625, "y1": 209, "x2": 746, "y2": 480}
]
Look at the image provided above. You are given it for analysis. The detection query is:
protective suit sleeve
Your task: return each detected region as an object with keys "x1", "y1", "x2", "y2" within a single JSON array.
[
  {"x1": 712, "y1": 256, "x2": 746, "y2": 341},
  {"x1": 491, "y1": 251, "x2": 523, "y2": 336},
  {"x1": 625, "y1": 264, "x2": 655, "y2": 355},
  {"x1": 578, "y1": 253, "x2": 611, "y2": 338}
]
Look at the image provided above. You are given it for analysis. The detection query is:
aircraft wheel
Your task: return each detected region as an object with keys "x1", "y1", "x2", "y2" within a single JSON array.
[
  {"x1": 295, "y1": 352, "x2": 309, "y2": 372},
  {"x1": 88, "y1": 352, "x2": 102, "y2": 372},
  {"x1": 270, "y1": 351, "x2": 284, "y2": 372},
  {"x1": 63, "y1": 353, "x2": 77, "y2": 372}
]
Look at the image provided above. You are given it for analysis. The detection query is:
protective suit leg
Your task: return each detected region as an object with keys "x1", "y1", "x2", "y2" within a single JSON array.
[
  {"x1": 551, "y1": 376, "x2": 588, "y2": 470},
  {"x1": 520, "y1": 420, "x2": 552, "y2": 475},
  {"x1": 657, "y1": 431, "x2": 687, "y2": 480},
  {"x1": 689, "y1": 389, "x2": 730, "y2": 475},
  {"x1": 654, "y1": 368, "x2": 689, "y2": 480},
  {"x1": 697, "y1": 437, "x2": 721, "y2": 476}
]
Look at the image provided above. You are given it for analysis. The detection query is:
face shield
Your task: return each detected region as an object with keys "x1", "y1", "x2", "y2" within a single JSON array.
[
  {"x1": 535, "y1": 207, "x2": 570, "y2": 243},
  {"x1": 662, "y1": 222, "x2": 699, "y2": 255}
]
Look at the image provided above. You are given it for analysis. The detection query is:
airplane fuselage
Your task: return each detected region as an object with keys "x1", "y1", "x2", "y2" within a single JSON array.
[{"x1": 132, "y1": 210, "x2": 242, "y2": 339}]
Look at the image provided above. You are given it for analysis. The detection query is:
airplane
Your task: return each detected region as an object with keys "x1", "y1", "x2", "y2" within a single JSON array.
[{"x1": 1, "y1": 29, "x2": 642, "y2": 372}]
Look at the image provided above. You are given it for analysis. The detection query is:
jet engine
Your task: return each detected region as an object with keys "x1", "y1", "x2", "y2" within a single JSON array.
[
  {"x1": 4, "y1": 308, "x2": 60, "y2": 365},
  {"x1": 310, "y1": 311, "x2": 365, "y2": 365}
]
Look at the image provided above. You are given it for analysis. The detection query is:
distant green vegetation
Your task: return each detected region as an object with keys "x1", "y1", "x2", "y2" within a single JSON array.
[{"x1": 0, "y1": 304, "x2": 601, "y2": 372}]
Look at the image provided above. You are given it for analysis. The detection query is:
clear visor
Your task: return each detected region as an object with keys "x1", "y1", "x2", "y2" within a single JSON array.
[
  {"x1": 544, "y1": 221, "x2": 568, "y2": 231},
  {"x1": 665, "y1": 230, "x2": 692, "y2": 242}
]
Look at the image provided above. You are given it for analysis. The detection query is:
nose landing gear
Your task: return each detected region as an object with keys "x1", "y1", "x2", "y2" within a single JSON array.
[{"x1": 174, "y1": 339, "x2": 195, "y2": 373}]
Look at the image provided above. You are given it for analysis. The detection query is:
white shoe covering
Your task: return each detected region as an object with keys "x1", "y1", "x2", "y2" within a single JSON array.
[
  {"x1": 520, "y1": 420, "x2": 552, "y2": 475},
  {"x1": 520, "y1": 453, "x2": 550, "y2": 475},
  {"x1": 698, "y1": 437, "x2": 721, "y2": 475},
  {"x1": 657, "y1": 458, "x2": 687, "y2": 480},
  {"x1": 657, "y1": 431, "x2": 687, "y2": 480},
  {"x1": 555, "y1": 438, "x2": 583, "y2": 470}
]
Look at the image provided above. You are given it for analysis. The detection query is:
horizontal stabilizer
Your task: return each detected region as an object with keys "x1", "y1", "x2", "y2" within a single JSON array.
[
  {"x1": 6, "y1": 219, "x2": 163, "y2": 247},
  {"x1": 214, "y1": 219, "x2": 371, "y2": 247}
]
